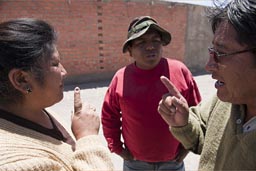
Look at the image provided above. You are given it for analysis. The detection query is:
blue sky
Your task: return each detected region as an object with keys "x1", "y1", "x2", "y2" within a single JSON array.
[{"x1": 163, "y1": 0, "x2": 214, "y2": 6}]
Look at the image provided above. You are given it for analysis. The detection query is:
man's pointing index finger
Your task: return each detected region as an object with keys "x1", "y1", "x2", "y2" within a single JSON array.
[{"x1": 160, "y1": 76, "x2": 182, "y2": 99}]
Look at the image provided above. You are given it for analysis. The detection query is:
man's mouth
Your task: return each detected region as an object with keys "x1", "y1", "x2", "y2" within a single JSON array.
[
  {"x1": 215, "y1": 80, "x2": 225, "y2": 88},
  {"x1": 146, "y1": 52, "x2": 157, "y2": 58}
]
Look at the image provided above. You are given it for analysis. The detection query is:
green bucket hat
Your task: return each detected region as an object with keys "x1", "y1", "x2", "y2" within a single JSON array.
[{"x1": 122, "y1": 16, "x2": 171, "y2": 53}]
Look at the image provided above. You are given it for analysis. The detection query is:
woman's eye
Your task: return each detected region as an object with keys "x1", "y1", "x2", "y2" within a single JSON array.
[{"x1": 52, "y1": 63, "x2": 59, "y2": 67}]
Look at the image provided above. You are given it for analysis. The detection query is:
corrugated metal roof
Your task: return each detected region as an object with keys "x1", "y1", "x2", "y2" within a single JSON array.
[{"x1": 162, "y1": 0, "x2": 213, "y2": 7}]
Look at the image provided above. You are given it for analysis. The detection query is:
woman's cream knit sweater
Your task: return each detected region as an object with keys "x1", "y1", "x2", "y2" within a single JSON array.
[{"x1": 0, "y1": 109, "x2": 114, "y2": 171}]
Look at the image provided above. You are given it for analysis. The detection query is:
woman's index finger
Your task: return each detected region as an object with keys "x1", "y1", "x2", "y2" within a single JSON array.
[{"x1": 74, "y1": 87, "x2": 82, "y2": 114}]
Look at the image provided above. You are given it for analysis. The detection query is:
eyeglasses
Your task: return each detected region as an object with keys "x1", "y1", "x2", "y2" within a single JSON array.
[{"x1": 208, "y1": 47, "x2": 256, "y2": 63}]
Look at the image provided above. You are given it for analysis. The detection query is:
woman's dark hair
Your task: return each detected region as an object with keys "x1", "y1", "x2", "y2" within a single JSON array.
[
  {"x1": 207, "y1": 0, "x2": 256, "y2": 47},
  {"x1": 0, "y1": 18, "x2": 57, "y2": 104}
]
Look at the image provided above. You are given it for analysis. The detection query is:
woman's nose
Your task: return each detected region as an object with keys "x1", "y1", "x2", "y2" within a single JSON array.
[{"x1": 60, "y1": 63, "x2": 68, "y2": 77}]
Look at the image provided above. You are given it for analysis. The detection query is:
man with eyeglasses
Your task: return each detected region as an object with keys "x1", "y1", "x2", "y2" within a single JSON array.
[
  {"x1": 158, "y1": 0, "x2": 256, "y2": 170},
  {"x1": 101, "y1": 16, "x2": 201, "y2": 171}
]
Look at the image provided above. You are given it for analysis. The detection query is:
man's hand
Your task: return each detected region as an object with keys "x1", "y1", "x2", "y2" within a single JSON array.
[
  {"x1": 120, "y1": 148, "x2": 134, "y2": 161},
  {"x1": 158, "y1": 76, "x2": 189, "y2": 127}
]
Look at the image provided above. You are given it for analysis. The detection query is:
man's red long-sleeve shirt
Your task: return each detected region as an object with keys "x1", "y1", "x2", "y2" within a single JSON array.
[{"x1": 101, "y1": 58, "x2": 201, "y2": 162}]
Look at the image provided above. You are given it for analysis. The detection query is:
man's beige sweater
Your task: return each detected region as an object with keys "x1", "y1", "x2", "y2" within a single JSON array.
[{"x1": 171, "y1": 95, "x2": 256, "y2": 170}]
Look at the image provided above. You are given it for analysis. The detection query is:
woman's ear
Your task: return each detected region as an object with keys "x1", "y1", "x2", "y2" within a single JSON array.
[{"x1": 8, "y1": 69, "x2": 32, "y2": 94}]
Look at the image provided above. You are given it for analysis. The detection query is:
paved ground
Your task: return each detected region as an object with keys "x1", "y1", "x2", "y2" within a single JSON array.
[{"x1": 49, "y1": 73, "x2": 216, "y2": 171}]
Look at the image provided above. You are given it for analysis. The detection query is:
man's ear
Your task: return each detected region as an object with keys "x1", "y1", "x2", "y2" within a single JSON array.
[
  {"x1": 127, "y1": 46, "x2": 132, "y2": 57},
  {"x1": 8, "y1": 69, "x2": 31, "y2": 94}
]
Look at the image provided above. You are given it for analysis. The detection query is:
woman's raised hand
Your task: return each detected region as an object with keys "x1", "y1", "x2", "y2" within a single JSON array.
[{"x1": 71, "y1": 87, "x2": 100, "y2": 140}]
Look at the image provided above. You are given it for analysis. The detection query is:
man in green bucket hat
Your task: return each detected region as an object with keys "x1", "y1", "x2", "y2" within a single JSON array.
[{"x1": 101, "y1": 16, "x2": 201, "y2": 171}]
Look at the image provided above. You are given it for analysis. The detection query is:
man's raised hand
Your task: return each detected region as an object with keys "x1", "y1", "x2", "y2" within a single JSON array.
[{"x1": 158, "y1": 76, "x2": 189, "y2": 127}]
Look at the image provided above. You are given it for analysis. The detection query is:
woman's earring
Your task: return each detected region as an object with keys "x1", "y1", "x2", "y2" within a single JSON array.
[{"x1": 26, "y1": 87, "x2": 32, "y2": 93}]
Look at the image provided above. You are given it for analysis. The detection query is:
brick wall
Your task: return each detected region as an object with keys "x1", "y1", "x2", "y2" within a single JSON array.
[{"x1": 0, "y1": 0, "x2": 189, "y2": 83}]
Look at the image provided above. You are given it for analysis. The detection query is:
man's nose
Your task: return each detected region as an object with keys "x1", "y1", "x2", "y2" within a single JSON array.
[
  {"x1": 205, "y1": 54, "x2": 218, "y2": 72},
  {"x1": 145, "y1": 42, "x2": 155, "y2": 50}
]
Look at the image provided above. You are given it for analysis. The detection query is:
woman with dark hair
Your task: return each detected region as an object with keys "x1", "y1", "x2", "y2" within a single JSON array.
[
  {"x1": 158, "y1": 0, "x2": 256, "y2": 170},
  {"x1": 0, "y1": 18, "x2": 113, "y2": 170}
]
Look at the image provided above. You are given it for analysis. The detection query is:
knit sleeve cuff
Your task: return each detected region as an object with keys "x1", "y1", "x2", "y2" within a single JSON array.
[
  {"x1": 76, "y1": 135, "x2": 102, "y2": 149},
  {"x1": 73, "y1": 135, "x2": 114, "y2": 170},
  {"x1": 170, "y1": 115, "x2": 200, "y2": 150}
]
